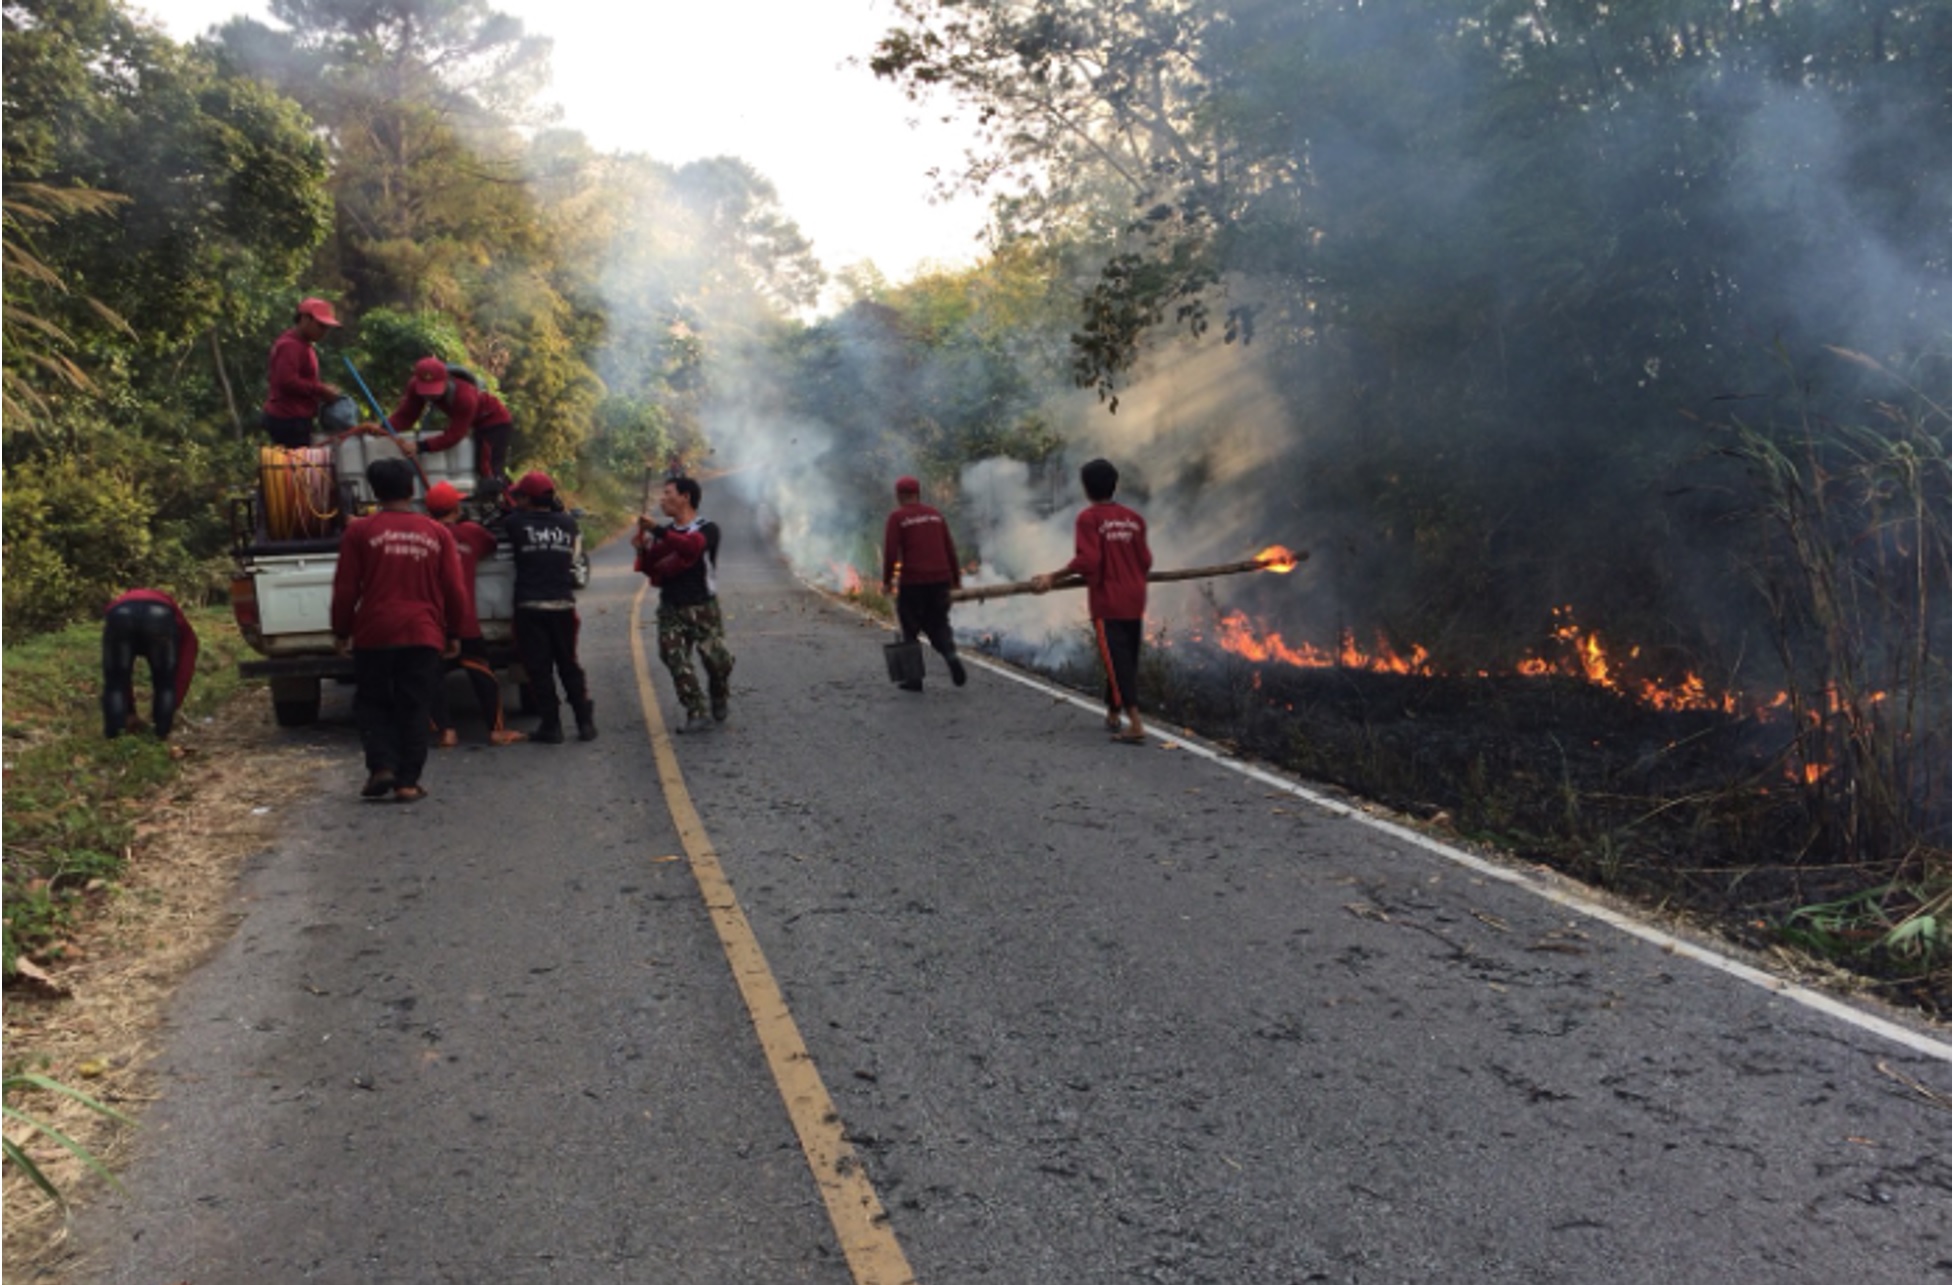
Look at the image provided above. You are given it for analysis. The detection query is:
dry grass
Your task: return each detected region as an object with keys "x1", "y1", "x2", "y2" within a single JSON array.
[{"x1": 2, "y1": 688, "x2": 328, "y2": 1279}]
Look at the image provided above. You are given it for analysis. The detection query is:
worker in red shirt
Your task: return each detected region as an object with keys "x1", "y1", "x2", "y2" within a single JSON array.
[
  {"x1": 262, "y1": 297, "x2": 343, "y2": 447},
  {"x1": 424, "y1": 481, "x2": 526, "y2": 747},
  {"x1": 1032, "y1": 458, "x2": 1153, "y2": 743},
  {"x1": 330, "y1": 458, "x2": 468, "y2": 802},
  {"x1": 880, "y1": 475, "x2": 967, "y2": 691},
  {"x1": 388, "y1": 356, "x2": 515, "y2": 482},
  {"x1": 101, "y1": 588, "x2": 199, "y2": 740}
]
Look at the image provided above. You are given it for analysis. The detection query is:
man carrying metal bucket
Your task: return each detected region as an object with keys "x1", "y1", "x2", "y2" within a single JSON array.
[
  {"x1": 880, "y1": 475, "x2": 967, "y2": 692},
  {"x1": 262, "y1": 297, "x2": 347, "y2": 447}
]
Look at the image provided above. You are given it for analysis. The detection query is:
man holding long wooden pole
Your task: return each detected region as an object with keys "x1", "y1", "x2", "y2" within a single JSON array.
[{"x1": 1031, "y1": 458, "x2": 1154, "y2": 744}]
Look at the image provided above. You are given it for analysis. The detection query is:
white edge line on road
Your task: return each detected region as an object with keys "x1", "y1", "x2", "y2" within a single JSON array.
[{"x1": 959, "y1": 650, "x2": 1952, "y2": 1065}]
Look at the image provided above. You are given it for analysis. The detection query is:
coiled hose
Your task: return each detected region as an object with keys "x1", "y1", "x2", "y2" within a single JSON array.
[{"x1": 259, "y1": 445, "x2": 341, "y2": 540}]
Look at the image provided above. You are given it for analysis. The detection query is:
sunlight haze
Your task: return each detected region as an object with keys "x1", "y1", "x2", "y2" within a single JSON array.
[{"x1": 132, "y1": 0, "x2": 992, "y2": 291}]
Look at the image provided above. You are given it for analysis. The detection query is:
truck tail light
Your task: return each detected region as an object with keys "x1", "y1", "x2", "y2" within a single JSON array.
[{"x1": 229, "y1": 575, "x2": 262, "y2": 648}]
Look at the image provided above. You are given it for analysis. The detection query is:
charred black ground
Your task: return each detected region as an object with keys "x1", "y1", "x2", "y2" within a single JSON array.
[{"x1": 980, "y1": 635, "x2": 1949, "y2": 1019}]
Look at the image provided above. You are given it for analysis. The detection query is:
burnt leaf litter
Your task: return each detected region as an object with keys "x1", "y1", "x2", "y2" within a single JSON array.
[{"x1": 991, "y1": 639, "x2": 1948, "y2": 1018}]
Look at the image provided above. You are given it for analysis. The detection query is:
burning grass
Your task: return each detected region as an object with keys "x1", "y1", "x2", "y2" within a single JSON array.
[{"x1": 979, "y1": 623, "x2": 1950, "y2": 1017}]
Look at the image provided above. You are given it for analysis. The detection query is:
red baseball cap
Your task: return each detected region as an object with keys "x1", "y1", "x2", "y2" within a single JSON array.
[
  {"x1": 895, "y1": 475, "x2": 921, "y2": 496},
  {"x1": 296, "y1": 297, "x2": 341, "y2": 327},
  {"x1": 424, "y1": 481, "x2": 462, "y2": 514},
  {"x1": 410, "y1": 356, "x2": 449, "y2": 396},
  {"x1": 510, "y1": 470, "x2": 556, "y2": 499}
]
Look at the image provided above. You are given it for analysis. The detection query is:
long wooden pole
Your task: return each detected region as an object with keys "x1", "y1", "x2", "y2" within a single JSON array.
[{"x1": 949, "y1": 552, "x2": 1307, "y2": 604}]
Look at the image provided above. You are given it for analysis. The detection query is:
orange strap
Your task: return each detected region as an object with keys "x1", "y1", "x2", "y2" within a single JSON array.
[{"x1": 1094, "y1": 619, "x2": 1124, "y2": 710}]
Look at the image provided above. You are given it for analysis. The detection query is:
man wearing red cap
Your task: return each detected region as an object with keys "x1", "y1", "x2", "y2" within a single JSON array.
[
  {"x1": 504, "y1": 470, "x2": 594, "y2": 743},
  {"x1": 880, "y1": 475, "x2": 967, "y2": 691},
  {"x1": 424, "y1": 481, "x2": 526, "y2": 747},
  {"x1": 387, "y1": 356, "x2": 516, "y2": 482},
  {"x1": 262, "y1": 297, "x2": 344, "y2": 447}
]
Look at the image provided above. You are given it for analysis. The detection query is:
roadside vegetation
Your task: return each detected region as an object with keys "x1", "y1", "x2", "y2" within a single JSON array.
[
  {"x1": 2, "y1": 608, "x2": 255, "y2": 978},
  {"x1": 2, "y1": 605, "x2": 282, "y2": 1255}
]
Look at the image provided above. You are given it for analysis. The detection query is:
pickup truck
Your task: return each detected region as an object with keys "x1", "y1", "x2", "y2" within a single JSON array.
[{"x1": 229, "y1": 432, "x2": 522, "y2": 727}]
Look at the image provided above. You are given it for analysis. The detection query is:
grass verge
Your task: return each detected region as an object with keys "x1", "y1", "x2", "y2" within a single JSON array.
[
  {"x1": 3, "y1": 606, "x2": 325, "y2": 1272},
  {"x1": 3, "y1": 608, "x2": 252, "y2": 978}
]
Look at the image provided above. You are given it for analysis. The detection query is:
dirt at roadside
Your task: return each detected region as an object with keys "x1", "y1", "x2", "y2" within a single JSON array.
[{"x1": 2, "y1": 690, "x2": 329, "y2": 1280}]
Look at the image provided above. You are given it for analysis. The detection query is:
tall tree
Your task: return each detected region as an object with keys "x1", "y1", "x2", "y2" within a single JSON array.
[
  {"x1": 218, "y1": 0, "x2": 614, "y2": 475},
  {"x1": 218, "y1": 0, "x2": 554, "y2": 311},
  {"x1": 865, "y1": 0, "x2": 1952, "y2": 676},
  {"x1": 3, "y1": 0, "x2": 332, "y2": 630}
]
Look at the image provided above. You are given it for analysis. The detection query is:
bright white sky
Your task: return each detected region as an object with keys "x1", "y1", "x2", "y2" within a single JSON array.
[{"x1": 131, "y1": 0, "x2": 993, "y2": 290}]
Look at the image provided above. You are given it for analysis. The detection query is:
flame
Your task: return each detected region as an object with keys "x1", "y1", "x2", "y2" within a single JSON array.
[
  {"x1": 1199, "y1": 604, "x2": 1894, "y2": 792},
  {"x1": 1515, "y1": 607, "x2": 1736, "y2": 712},
  {"x1": 828, "y1": 561, "x2": 863, "y2": 596},
  {"x1": 1254, "y1": 544, "x2": 1300, "y2": 574},
  {"x1": 1214, "y1": 612, "x2": 1434, "y2": 675},
  {"x1": 1212, "y1": 604, "x2": 1737, "y2": 712}
]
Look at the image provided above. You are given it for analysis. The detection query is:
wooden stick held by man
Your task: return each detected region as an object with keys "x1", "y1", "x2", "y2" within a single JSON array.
[{"x1": 1030, "y1": 458, "x2": 1153, "y2": 744}]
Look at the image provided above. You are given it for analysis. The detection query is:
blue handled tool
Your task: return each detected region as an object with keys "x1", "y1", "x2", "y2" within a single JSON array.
[
  {"x1": 342, "y1": 356, "x2": 428, "y2": 487},
  {"x1": 341, "y1": 355, "x2": 386, "y2": 421}
]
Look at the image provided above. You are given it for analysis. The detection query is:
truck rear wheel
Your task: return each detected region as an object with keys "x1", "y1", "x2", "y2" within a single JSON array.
[{"x1": 270, "y1": 676, "x2": 322, "y2": 727}]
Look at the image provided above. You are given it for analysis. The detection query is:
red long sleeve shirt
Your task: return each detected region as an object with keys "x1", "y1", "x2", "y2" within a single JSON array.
[
  {"x1": 882, "y1": 502, "x2": 961, "y2": 588},
  {"x1": 446, "y1": 520, "x2": 497, "y2": 639},
  {"x1": 106, "y1": 589, "x2": 200, "y2": 707},
  {"x1": 387, "y1": 379, "x2": 513, "y2": 454},
  {"x1": 264, "y1": 329, "x2": 332, "y2": 418},
  {"x1": 1065, "y1": 501, "x2": 1152, "y2": 621},
  {"x1": 636, "y1": 525, "x2": 707, "y2": 586},
  {"x1": 330, "y1": 511, "x2": 468, "y2": 651}
]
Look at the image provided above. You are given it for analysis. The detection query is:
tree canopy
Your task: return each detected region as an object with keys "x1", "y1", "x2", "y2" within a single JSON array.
[{"x1": 1, "y1": 0, "x2": 829, "y2": 630}]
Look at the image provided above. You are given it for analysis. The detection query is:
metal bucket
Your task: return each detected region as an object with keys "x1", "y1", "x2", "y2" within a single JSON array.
[
  {"x1": 319, "y1": 394, "x2": 361, "y2": 435},
  {"x1": 883, "y1": 639, "x2": 925, "y2": 686}
]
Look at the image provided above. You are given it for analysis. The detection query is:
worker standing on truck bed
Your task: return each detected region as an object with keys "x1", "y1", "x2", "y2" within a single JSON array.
[
  {"x1": 388, "y1": 356, "x2": 515, "y2": 484},
  {"x1": 102, "y1": 588, "x2": 199, "y2": 740},
  {"x1": 262, "y1": 298, "x2": 344, "y2": 447},
  {"x1": 330, "y1": 458, "x2": 468, "y2": 803}
]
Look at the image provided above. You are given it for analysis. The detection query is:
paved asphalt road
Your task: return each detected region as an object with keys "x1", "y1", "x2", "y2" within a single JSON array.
[{"x1": 72, "y1": 501, "x2": 1951, "y2": 1284}]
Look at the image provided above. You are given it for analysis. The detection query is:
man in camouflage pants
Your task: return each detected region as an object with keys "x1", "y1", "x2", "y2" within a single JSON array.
[{"x1": 633, "y1": 475, "x2": 735, "y2": 734}]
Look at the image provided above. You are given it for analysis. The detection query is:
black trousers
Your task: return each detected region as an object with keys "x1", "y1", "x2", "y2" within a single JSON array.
[
  {"x1": 263, "y1": 414, "x2": 315, "y2": 448},
  {"x1": 1095, "y1": 617, "x2": 1143, "y2": 712},
  {"x1": 102, "y1": 600, "x2": 182, "y2": 739},
  {"x1": 515, "y1": 607, "x2": 588, "y2": 721},
  {"x1": 896, "y1": 582, "x2": 957, "y2": 656},
  {"x1": 475, "y1": 422, "x2": 513, "y2": 481},
  {"x1": 430, "y1": 637, "x2": 508, "y2": 735},
  {"x1": 354, "y1": 646, "x2": 442, "y2": 787}
]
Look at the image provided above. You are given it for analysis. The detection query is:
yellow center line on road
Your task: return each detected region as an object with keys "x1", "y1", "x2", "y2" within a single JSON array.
[{"x1": 628, "y1": 581, "x2": 918, "y2": 1285}]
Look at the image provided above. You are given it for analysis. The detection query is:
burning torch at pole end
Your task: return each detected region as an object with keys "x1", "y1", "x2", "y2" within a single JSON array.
[{"x1": 949, "y1": 546, "x2": 1308, "y2": 604}]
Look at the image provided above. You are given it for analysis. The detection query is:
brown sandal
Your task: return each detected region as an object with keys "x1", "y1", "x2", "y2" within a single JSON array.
[{"x1": 393, "y1": 784, "x2": 428, "y2": 803}]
